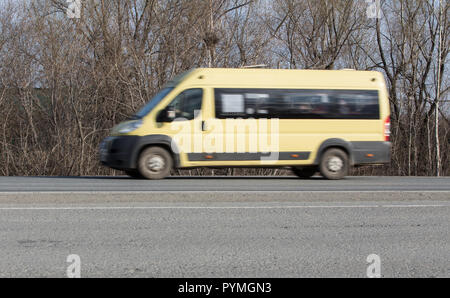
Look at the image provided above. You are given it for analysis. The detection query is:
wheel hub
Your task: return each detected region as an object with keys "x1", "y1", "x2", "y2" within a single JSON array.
[
  {"x1": 327, "y1": 156, "x2": 343, "y2": 172},
  {"x1": 147, "y1": 155, "x2": 165, "y2": 172}
]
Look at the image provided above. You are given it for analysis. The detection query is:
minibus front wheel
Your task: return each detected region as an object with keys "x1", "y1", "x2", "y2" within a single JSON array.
[
  {"x1": 137, "y1": 146, "x2": 173, "y2": 180},
  {"x1": 319, "y1": 148, "x2": 349, "y2": 180}
]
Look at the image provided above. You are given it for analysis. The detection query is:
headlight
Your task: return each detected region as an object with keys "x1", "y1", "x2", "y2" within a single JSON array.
[{"x1": 118, "y1": 120, "x2": 143, "y2": 134}]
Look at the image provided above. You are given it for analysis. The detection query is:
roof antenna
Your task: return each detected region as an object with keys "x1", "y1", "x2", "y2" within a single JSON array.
[{"x1": 241, "y1": 64, "x2": 267, "y2": 69}]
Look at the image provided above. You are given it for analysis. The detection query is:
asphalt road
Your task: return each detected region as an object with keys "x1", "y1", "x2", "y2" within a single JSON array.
[
  {"x1": 0, "y1": 176, "x2": 449, "y2": 192},
  {"x1": 0, "y1": 201, "x2": 449, "y2": 278},
  {"x1": 0, "y1": 176, "x2": 448, "y2": 277}
]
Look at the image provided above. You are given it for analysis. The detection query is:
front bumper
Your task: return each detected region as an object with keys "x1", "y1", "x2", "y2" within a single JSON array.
[{"x1": 99, "y1": 136, "x2": 140, "y2": 170}]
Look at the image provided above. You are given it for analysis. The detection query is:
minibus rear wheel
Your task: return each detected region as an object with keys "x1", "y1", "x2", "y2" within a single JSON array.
[
  {"x1": 319, "y1": 148, "x2": 349, "y2": 180},
  {"x1": 292, "y1": 167, "x2": 317, "y2": 179},
  {"x1": 137, "y1": 146, "x2": 173, "y2": 180}
]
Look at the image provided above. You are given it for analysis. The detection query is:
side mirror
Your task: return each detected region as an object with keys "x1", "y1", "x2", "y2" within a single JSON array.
[{"x1": 156, "y1": 107, "x2": 176, "y2": 123}]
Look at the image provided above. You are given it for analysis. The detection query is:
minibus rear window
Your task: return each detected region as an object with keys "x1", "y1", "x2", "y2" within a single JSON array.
[{"x1": 214, "y1": 88, "x2": 380, "y2": 119}]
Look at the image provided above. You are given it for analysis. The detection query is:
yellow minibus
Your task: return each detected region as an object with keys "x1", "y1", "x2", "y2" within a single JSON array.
[{"x1": 100, "y1": 68, "x2": 391, "y2": 180}]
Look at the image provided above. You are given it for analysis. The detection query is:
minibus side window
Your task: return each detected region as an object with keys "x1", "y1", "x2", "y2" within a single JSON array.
[
  {"x1": 328, "y1": 90, "x2": 379, "y2": 119},
  {"x1": 165, "y1": 88, "x2": 203, "y2": 120},
  {"x1": 215, "y1": 88, "x2": 379, "y2": 120}
]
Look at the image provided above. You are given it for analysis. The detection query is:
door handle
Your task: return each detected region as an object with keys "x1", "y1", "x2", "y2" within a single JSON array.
[{"x1": 201, "y1": 121, "x2": 207, "y2": 131}]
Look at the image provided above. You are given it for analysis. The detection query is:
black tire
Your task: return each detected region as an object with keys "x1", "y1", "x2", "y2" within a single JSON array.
[
  {"x1": 124, "y1": 169, "x2": 143, "y2": 179},
  {"x1": 292, "y1": 167, "x2": 317, "y2": 179},
  {"x1": 319, "y1": 148, "x2": 349, "y2": 180},
  {"x1": 137, "y1": 147, "x2": 173, "y2": 180}
]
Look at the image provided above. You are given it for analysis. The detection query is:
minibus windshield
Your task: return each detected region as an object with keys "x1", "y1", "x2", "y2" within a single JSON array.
[{"x1": 132, "y1": 87, "x2": 174, "y2": 119}]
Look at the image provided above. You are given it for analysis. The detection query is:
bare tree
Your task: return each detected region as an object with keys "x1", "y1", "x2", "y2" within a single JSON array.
[{"x1": 0, "y1": 0, "x2": 448, "y2": 177}]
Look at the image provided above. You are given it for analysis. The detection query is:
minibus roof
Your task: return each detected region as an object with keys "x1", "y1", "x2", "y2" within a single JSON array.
[{"x1": 170, "y1": 68, "x2": 386, "y2": 89}]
